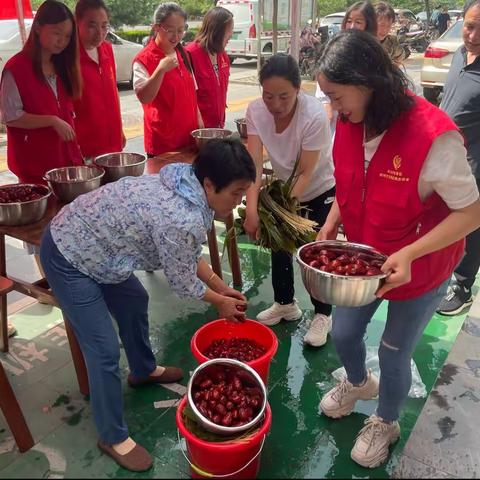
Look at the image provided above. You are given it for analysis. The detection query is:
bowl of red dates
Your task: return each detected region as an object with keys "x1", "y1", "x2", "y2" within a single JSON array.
[
  {"x1": 187, "y1": 358, "x2": 267, "y2": 435},
  {"x1": 296, "y1": 240, "x2": 388, "y2": 307},
  {"x1": 0, "y1": 183, "x2": 51, "y2": 226}
]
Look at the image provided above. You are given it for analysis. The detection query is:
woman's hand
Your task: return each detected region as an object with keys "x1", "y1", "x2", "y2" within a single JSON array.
[
  {"x1": 218, "y1": 285, "x2": 246, "y2": 303},
  {"x1": 375, "y1": 248, "x2": 413, "y2": 297},
  {"x1": 158, "y1": 53, "x2": 178, "y2": 73},
  {"x1": 316, "y1": 221, "x2": 339, "y2": 241},
  {"x1": 244, "y1": 211, "x2": 260, "y2": 241},
  {"x1": 216, "y1": 294, "x2": 247, "y2": 322},
  {"x1": 51, "y1": 117, "x2": 76, "y2": 142}
]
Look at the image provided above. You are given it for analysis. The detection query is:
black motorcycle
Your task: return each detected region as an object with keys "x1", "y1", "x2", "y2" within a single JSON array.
[
  {"x1": 397, "y1": 24, "x2": 429, "y2": 55},
  {"x1": 299, "y1": 41, "x2": 324, "y2": 80}
]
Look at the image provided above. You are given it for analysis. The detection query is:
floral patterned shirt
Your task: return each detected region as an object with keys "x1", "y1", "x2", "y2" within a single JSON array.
[{"x1": 50, "y1": 163, "x2": 214, "y2": 299}]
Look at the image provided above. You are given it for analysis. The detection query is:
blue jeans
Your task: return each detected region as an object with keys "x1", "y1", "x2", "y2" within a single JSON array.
[
  {"x1": 40, "y1": 226, "x2": 157, "y2": 444},
  {"x1": 331, "y1": 279, "x2": 449, "y2": 422}
]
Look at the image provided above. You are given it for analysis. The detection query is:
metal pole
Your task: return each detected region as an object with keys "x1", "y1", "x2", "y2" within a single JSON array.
[
  {"x1": 290, "y1": 0, "x2": 300, "y2": 62},
  {"x1": 16, "y1": 0, "x2": 28, "y2": 46},
  {"x1": 257, "y1": 0, "x2": 263, "y2": 74},
  {"x1": 272, "y1": 0, "x2": 278, "y2": 54}
]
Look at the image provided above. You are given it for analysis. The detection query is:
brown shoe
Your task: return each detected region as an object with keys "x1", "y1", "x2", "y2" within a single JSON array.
[
  {"x1": 97, "y1": 440, "x2": 153, "y2": 472},
  {"x1": 127, "y1": 366, "x2": 184, "y2": 388}
]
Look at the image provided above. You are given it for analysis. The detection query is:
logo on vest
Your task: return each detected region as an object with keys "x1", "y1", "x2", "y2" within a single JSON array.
[
  {"x1": 379, "y1": 155, "x2": 410, "y2": 183},
  {"x1": 393, "y1": 155, "x2": 401, "y2": 170}
]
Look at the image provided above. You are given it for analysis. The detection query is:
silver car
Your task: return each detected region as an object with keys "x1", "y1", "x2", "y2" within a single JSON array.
[
  {"x1": 0, "y1": 19, "x2": 142, "y2": 85},
  {"x1": 420, "y1": 20, "x2": 464, "y2": 104}
]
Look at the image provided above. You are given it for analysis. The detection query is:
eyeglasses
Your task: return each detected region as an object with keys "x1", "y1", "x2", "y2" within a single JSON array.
[{"x1": 159, "y1": 24, "x2": 188, "y2": 37}]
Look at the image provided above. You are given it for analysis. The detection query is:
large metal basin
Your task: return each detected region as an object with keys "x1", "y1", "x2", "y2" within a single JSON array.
[
  {"x1": 296, "y1": 240, "x2": 388, "y2": 307},
  {"x1": 0, "y1": 184, "x2": 51, "y2": 226},
  {"x1": 191, "y1": 128, "x2": 232, "y2": 150},
  {"x1": 94, "y1": 152, "x2": 146, "y2": 184},
  {"x1": 43, "y1": 165, "x2": 104, "y2": 204},
  {"x1": 187, "y1": 358, "x2": 267, "y2": 436}
]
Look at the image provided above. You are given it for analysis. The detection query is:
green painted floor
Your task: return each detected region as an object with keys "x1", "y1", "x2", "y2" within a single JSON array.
[{"x1": 0, "y1": 226, "x2": 469, "y2": 478}]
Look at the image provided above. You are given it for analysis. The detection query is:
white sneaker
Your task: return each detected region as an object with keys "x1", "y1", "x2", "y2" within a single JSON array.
[
  {"x1": 256, "y1": 300, "x2": 302, "y2": 326},
  {"x1": 303, "y1": 314, "x2": 332, "y2": 347},
  {"x1": 320, "y1": 370, "x2": 379, "y2": 418},
  {"x1": 351, "y1": 414, "x2": 400, "y2": 468}
]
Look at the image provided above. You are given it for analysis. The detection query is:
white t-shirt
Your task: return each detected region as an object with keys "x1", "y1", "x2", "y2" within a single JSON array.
[
  {"x1": 364, "y1": 129, "x2": 478, "y2": 209},
  {"x1": 246, "y1": 91, "x2": 335, "y2": 202}
]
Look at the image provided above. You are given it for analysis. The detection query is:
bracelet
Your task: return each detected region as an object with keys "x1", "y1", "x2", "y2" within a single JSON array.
[{"x1": 207, "y1": 272, "x2": 216, "y2": 283}]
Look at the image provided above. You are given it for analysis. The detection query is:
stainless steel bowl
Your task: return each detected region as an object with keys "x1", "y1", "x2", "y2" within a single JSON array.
[
  {"x1": 296, "y1": 240, "x2": 388, "y2": 307},
  {"x1": 0, "y1": 184, "x2": 51, "y2": 226},
  {"x1": 94, "y1": 152, "x2": 146, "y2": 184},
  {"x1": 234, "y1": 118, "x2": 247, "y2": 138},
  {"x1": 187, "y1": 358, "x2": 267, "y2": 436},
  {"x1": 191, "y1": 128, "x2": 232, "y2": 150},
  {"x1": 43, "y1": 165, "x2": 105, "y2": 204}
]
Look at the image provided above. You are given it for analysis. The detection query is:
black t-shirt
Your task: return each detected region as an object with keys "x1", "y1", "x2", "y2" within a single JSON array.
[{"x1": 437, "y1": 13, "x2": 451, "y2": 34}]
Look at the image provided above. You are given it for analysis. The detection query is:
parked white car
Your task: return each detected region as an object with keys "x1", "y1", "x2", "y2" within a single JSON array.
[{"x1": 0, "y1": 19, "x2": 142, "y2": 85}]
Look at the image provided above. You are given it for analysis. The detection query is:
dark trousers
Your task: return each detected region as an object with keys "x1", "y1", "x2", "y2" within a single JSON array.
[
  {"x1": 454, "y1": 177, "x2": 480, "y2": 290},
  {"x1": 271, "y1": 186, "x2": 335, "y2": 316}
]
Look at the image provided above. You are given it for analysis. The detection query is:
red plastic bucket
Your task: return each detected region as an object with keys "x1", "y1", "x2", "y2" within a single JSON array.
[
  {"x1": 176, "y1": 396, "x2": 272, "y2": 479},
  {"x1": 190, "y1": 319, "x2": 278, "y2": 385}
]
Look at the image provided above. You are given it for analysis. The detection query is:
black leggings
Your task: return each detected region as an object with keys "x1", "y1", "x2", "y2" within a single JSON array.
[{"x1": 271, "y1": 186, "x2": 335, "y2": 316}]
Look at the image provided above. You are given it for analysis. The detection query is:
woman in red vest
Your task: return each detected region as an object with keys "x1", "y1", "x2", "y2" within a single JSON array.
[
  {"x1": 74, "y1": 0, "x2": 125, "y2": 161},
  {"x1": 185, "y1": 6, "x2": 233, "y2": 128},
  {"x1": 133, "y1": 2, "x2": 202, "y2": 157},
  {"x1": 0, "y1": 0, "x2": 83, "y2": 184},
  {"x1": 315, "y1": 30, "x2": 480, "y2": 468}
]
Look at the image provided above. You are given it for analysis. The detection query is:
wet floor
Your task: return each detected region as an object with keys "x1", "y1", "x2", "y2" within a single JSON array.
[{"x1": 0, "y1": 228, "x2": 469, "y2": 478}]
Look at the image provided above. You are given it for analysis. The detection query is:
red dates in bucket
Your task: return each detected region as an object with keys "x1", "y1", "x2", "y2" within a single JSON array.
[
  {"x1": 204, "y1": 337, "x2": 266, "y2": 362},
  {"x1": 0, "y1": 185, "x2": 45, "y2": 203},
  {"x1": 192, "y1": 367, "x2": 263, "y2": 427},
  {"x1": 301, "y1": 246, "x2": 384, "y2": 277}
]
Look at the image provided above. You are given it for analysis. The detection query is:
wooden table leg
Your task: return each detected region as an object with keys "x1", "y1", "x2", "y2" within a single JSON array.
[
  {"x1": 0, "y1": 361, "x2": 34, "y2": 452},
  {"x1": 0, "y1": 234, "x2": 8, "y2": 353},
  {"x1": 207, "y1": 225, "x2": 223, "y2": 280},
  {"x1": 225, "y1": 213, "x2": 242, "y2": 288},
  {"x1": 63, "y1": 316, "x2": 89, "y2": 396}
]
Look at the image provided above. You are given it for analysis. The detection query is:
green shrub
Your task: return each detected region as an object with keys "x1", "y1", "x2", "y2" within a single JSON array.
[
  {"x1": 116, "y1": 29, "x2": 151, "y2": 44},
  {"x1": 116, "y1": 27, "x2": 199, "y2": 45}
]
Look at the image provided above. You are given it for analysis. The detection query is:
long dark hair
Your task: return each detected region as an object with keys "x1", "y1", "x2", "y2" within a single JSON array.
[
  {"x1": 24, "y1": 0, "x2": 82, "y2": 98},
  {"x1": 342, "y1": 1, "x2": 378, "y2": 36},
  {"x1": 317, "y1": 30, "x2": 414, "y2": 134},
  {"x1": 152, "y1": 2, "x2": 192, "y2": 74},
  {"x1": 194, "y1": 7, "x2": 234, "y2": 54}
]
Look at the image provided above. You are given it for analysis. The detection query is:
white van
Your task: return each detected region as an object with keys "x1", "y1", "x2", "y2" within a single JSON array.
[{"x1": 218, "y1": 0, "x2": 313, "y2": 62}]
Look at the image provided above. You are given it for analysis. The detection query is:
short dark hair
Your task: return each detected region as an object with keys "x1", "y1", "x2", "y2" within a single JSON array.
[
  {"x1": 464, "y1": 0, "x2": 480, "y2": 16},
  {"x1": 75, "y1": 0, "x2": 109, "y2": 20},
  {"x1": 195, "y1": 7, "x2": 234, "y2": 54},
  {"x1": 374, "y1": 1, "x2": 395, "y2": 22},
  {"x1": 259, "y1": 53, "x2": 301, "y2": 89},
  {"x1": 193, "y1": 139, "x2": 256, "y2": 192},
  {"x1": 342, "y1": 1, "x2": 378, "y2": 36},
  {"x1": 317, "y1": 29, "x2": 414, "y2": 134}
]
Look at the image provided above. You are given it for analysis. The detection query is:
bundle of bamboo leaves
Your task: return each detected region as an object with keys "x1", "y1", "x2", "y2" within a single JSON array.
[{"x1": 233, "y1": 158, "x2": 318, "y2": 253}]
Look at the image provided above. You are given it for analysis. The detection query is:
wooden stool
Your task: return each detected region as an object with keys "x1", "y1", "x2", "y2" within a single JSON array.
[{"x1": 0, "y1": 276, "x2": 34, "y2": 453}]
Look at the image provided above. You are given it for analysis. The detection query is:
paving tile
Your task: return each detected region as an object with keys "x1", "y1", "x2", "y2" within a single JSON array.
[
  {"x1": 402, "y1": 365, "x2": 480, "y2": 478},
  {"x1": 392, "y1": 453, "x2": 454, "y2": 478}
]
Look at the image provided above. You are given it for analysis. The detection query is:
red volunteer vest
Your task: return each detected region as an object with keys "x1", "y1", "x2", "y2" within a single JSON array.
[
  {"x1": 4, "y1": 51, "x2": 83, "y2": 185},
  {"x1": 74, "y1": 42, "x2": 123, "y2": 158},
  {"x1": 334, "y1": 95, "x2": 465, "y2": 300},
  {"x1": 185, "y1": 42, "x2": 229, "y2": 128},
  {"x1": 134, "y1": 40, "x2": 198, "y2": 155}
]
